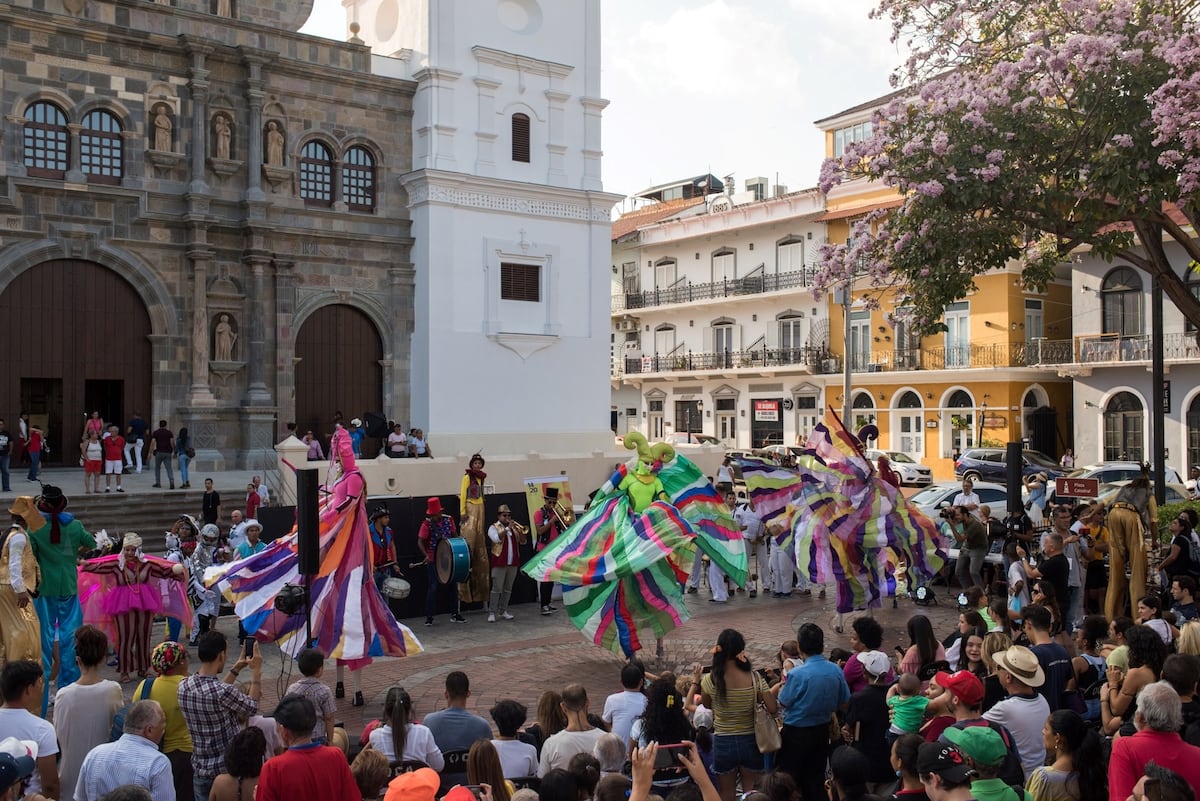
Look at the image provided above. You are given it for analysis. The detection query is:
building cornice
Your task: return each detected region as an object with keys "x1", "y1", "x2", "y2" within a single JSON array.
[
  {"x1": 638, "y1": 190, "x2": 826, "y2": 245},
  {"x1": 400, "y1": 170, "x2": 622, "y2": 223},
  {"x1": 471, "y1": 46, "x2": 573, "y2": 79}
]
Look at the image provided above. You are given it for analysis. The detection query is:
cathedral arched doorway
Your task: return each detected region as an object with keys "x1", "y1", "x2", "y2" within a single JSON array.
[
  {"x1": 295, "y1": 304, "x2": 384, "y2": 457},
  {"x1": 0, "y1": 259, "x2": 152, "y2": 463}
]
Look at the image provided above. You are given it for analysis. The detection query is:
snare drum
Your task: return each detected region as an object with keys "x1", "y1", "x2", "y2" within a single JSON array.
[
  {"x1": 436, "y1": 538, "x2": 471, "y2": 584},
  {"x1": 381, "y1": 577, "x2": 411, "y2": 600}
]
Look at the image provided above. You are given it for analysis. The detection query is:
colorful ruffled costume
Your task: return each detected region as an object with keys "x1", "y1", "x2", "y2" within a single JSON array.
[
  {"x1": 206, "y1": 427, "x2": 422, "y2": 664},
  {"x1": 524, "y1": 433, "x2": 745, "y2": 657},
  {"x1": 741, "y1": 413, "x2": 945, "y2": 616}
]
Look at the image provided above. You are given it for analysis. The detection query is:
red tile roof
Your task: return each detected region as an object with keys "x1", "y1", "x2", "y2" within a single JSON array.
[{"x1": 611, "y1": 197, "x2": 707, "y2": 241}]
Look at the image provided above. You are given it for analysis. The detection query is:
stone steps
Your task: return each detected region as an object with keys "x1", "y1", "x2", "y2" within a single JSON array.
[{"x1": 66, "y1": 490, "x2": 205, "y2": 553}]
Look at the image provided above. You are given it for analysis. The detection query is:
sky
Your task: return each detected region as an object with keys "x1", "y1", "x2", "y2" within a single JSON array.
[{"x1": 299, "y1": 0, "x2": 900, "y2": 202}]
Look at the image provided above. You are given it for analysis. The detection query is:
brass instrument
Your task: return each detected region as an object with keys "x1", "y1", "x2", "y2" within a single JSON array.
[
  {"x1": 553, "y1": 501, "x2": 576, "y2": 531},
  {"x1": 491, "y1": 518, "x2": 529, "y2": 556}
]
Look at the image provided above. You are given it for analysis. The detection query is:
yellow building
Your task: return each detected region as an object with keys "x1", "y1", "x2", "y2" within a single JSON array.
[{"x1": 815, "y1": 97, "x2": 1075, "y2": 479}]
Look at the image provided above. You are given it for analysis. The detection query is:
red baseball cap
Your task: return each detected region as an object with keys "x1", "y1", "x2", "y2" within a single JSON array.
[{"x1": 934, "y1": 669, "x2": 984, "y2": 706}]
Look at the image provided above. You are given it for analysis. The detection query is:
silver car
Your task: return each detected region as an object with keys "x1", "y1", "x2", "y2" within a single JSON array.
[{"x1": 863, "y1": 449, "x2": 933, "y2": 487}]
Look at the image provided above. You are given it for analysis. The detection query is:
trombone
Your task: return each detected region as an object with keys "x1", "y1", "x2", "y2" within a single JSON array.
[{"x1": 553, "y1": 501, "x2": 575, "y2": 531}]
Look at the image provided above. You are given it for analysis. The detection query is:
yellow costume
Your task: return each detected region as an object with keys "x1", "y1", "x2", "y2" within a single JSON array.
[
  {"x1": 459, "y1": 454, "x2": 490, "y2": 604},
  {"x1": 0, "y1": 503, "x2": 42, "y2": 664},
  {"x1": 1105, "y1": 483, "x2": 1157, "y2": 621}
]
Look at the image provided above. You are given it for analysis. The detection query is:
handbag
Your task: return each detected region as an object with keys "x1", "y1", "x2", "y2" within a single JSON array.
[
  {"x1": 753, "y1": 684, "x2": 782, "y2": 754},
  {"x1": 185, "y1": 447, "x2": 196, "y2": 459}
]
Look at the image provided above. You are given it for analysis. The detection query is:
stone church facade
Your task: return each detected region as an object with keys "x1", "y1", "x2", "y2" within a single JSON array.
[{"x1": 0, "y1": 0, "x2": 414, "y2": 467}]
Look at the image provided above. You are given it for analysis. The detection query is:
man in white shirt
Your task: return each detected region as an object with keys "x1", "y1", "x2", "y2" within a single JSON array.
[
  {"x1": 75, "y1": 699, "x2": 174, "y2": 801},
  {"x1": 539, "y1": 684, "x2": 606, "y2": 775},
  {"x1": 982, "y1": 645, "x2": 1049, "y2": 779},
  {"x1": 601, "y1": 663, "x2": 647, "y2": 746},
  {"x1": 252, "y1": 476, "x2": 269, "y2": 506},
  {"x1": 0, "y1": 661, "x2": 59, "y2": 800},
  {"x1": 731, "y1": 493, "x2": 768, "y2": 598},
  {"x1": 226, "y1": 510, "x2": 247, "y2": 551},
  {"x1": 952, "y1": 479, "x2": 981, "y2": 519}
]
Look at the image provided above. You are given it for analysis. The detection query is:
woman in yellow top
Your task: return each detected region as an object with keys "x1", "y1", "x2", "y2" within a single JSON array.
[
  {"x1": 690, "y1": 628, "x2": 777, "y2": 801},
  {"x1": 135, "y1": 641, "x2": 194, "y2": 801},
  {"x1": 459, "y1": 453, "x2": 490, "y2": 604}
]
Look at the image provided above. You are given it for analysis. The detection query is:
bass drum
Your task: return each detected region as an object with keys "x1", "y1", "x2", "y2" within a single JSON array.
[{"x1": 436, "y1": 537, "x2": 471, "y2": 584}]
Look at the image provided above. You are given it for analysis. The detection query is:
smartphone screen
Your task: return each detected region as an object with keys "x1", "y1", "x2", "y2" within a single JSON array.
[
  {"x1": 243, "y1": 638, "x2": 255, "y2": 658},
  {"x1": 653, "y1": 744, "x2": 686, "y2": 770},
  {"x1": 466, "y1": 786, "x2": 485, "y2": 800}
]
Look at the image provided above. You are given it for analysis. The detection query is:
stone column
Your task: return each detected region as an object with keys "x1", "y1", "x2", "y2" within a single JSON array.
[
  {"x1": 65, "y1": 124, "x2": 85, "y2": 183},
  {"x1": 388, "y1": 264, "x2": 415, "y2": 426},
  {"x1": 183, "y1": 40, "x2": 213, "y2": 194},
  {"x1": 187, "y1": 248, "x2": 217, "y2": 406},
  {"x1": 239, "y1": 48, "x2": 269, "y2": 202},
  {"x1": 274, "y1": 260, "x2": 296, "y2": 427},
  {"x1": 242, "y1": 255, "x2": 273, "y2": 406}
]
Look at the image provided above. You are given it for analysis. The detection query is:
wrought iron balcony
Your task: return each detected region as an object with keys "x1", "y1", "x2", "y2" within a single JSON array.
[
  {"x1": 612, "y1": 268, "x2": 815, "y2": 312},
  {"x1": 621, "y1": 345, "x2": 833, "y2": 376},
  {"x1": 844, "y1": 340, "x2": 1077, "y2": 372},
  {"x1": 1074, "y1": 332, "x2": 1200, "y2": 364}
]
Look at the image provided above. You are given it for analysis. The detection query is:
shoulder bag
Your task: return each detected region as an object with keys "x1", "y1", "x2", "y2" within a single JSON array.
[{"x1": 753, "y1": 680, "x2": 782, "y2": 753}]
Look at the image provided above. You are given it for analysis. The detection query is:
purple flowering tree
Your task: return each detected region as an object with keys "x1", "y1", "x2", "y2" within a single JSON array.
[{"x1": 818, "y1": 0, "x2": 1200, "y2": 334}]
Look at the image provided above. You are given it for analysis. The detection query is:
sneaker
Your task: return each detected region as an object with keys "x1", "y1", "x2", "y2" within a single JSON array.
[
  {"x1": 335, "y1": 682, "x2": 345, "y2": 699},
  {"x1": 424, "y1": 618, "x2": 434, "y2": 627},
  {"x1": 352, "y1": 691, "x2": 364, "y2": 707},
  {"x1": 686, "y1": 586, "x2": 698, "y2": 594},
  {"x1": 152, "y1": 483, "x2": 161, "y2": 488},
  {"x1": 547, "y1": 604, "x2": 557, "y2": 611},
  {"x1": 797, "y1": 589, "x2": 812, "y2": 596},
  {"x1": 819, "y1": 588, "x2": 826, "y2": 599},
  {"x1": 487, "y1": 613, "x2": 496, "y2": 623},
  {"x1": 709, "y1": 598, "x2": 727, "y2": 604},
  {"x1": 170, "y1": 483, "x2": 175, "y2": 490},
  {"x1": 501, "y1": 612, "x2": 515, "y2": 620},
  {"x1": 105, "y1": 488, "x2": 111, "y2": 493},
  {"x1": 116, "y1": 487, "x2": 124, "y2": 492},
  {"x1": 541, "y1": 606, "x2": 553, "y2": 616},
  {"x1": 749, "y1": 590, "x2": 757, "y2": 598},
  {"x1": 451, "y1": 614, "x2": 467, "y2": 623}
]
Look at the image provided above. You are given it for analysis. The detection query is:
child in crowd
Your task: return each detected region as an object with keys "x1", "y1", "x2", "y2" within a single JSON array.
[
  {"x1": 284, "y1": 648, "x2": 338, "y2": 747},
  {"x1": 886, "y1": 673, "x2": 930, "y2": 740},
  {"x1": 829, "y1": 647, "x2": 853, "y2": 669}
]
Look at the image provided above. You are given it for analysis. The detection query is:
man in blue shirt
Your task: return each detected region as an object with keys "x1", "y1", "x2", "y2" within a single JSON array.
[
  {"x1": 777, "y1": 622, "x2": 850, "y2": 801},
  {"x1": 423, "y1": 671, "x2": 494, "y2": 753}
]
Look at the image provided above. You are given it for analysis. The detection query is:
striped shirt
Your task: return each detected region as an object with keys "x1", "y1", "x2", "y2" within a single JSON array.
[
  {"x1": 74, "y1": 734, "x2": 174, "y2": 801},
  {"x1": 700, "y1": 672, "x2": 769, "y2": 735}
]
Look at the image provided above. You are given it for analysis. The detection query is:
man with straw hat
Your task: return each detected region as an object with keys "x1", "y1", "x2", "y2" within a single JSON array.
[
  {"x1": 1, "y1": 498, "x2": 41, "y2": 665},
  {"x1": 982, "y1": 645, "x2": 1049, "y2": 779}
]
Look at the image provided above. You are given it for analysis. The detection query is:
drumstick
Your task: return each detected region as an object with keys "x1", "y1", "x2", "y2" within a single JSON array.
[{"x1": 408, "y1": 561, "x2": 426, "y2": 568}]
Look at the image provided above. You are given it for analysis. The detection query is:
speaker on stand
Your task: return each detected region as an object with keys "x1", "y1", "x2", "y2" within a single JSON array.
[{"x1": 296, "y1": 468, "x2": 320, "y2": 645}]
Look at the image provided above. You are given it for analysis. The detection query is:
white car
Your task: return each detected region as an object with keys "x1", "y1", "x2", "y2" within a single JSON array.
[
  {"x1": 909, "y1": 480, "x2": 1012, "y2": 518},
  {"x1": 863, "y1": 449, "x2": 933, "y2": 487},
  {"x1": 664, "y1": 432, "x2": 723, "y2": 447}
]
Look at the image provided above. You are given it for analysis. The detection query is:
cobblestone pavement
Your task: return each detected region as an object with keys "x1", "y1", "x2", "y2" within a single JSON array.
[{"x1": 75, "y1": 583, "x2": 963, "y2": 736}]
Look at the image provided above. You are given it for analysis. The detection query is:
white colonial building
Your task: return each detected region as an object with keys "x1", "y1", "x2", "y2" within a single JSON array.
[
  {"x1": 349, "y1": 0, "x2": 622, "y2": 458},
  {"x1": 1067, "y1": 241, "x2": 1200, "y2": 472},
  {"x1": 610, "y1": 178, "x2": 834, "y2": 450}
]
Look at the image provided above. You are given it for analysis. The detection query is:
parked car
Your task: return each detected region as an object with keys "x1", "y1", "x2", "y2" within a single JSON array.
[
  {"x1": 664, "y1": 432, "x2": 724, "y2": 447},
  {"x1": 909, "y1": 480, "x2": 1012, "y2": 519},
  {"x1": 953, "y1": 447, "x2": 1063, "y2": 482},
  {"x1": 757, "y1": 444, "x2": 805, "y2": 465},
  {"x1": 863, "y1": 449, "x2": 933, "y2": 487},
  {"x1": 1095, "y1": 480, "x2": 1191, "y2": 507},
  {"x1": 1048, "y1": 462, "x2": 1184, "y2": 505}
]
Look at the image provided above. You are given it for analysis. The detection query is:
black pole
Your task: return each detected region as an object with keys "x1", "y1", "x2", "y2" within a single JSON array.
[
  {"x1": 304, "y1": 575, "x2": 313, "y2": 647},
  {"x1": 1153, "y1": 277, "x2": 1166, "y2": 506}
]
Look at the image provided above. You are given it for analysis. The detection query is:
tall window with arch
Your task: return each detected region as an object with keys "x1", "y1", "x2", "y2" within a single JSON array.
[
  {"x1": 947, "y1": 389, "x2": 974, "y2": 455},
  {"x1": 23, "y1": 100, "x2": 70, "y2": 178},
  {"x1": 299, "y1": 140, "x2": 334, "y2": 207},
  {"x1": 852, "y1": 392, "x2": 875, "y2": 431},
  {"x1": 80, "y1": 109, "x2": 123, "y2": 184},
  {"x1": 777, "y1": 238, "x2": 804, "y2": 280},
  {"x1": 341, "y1": 146, "x2": 376, "y2": 212},
  {"x1": 896, "y1": 391, "x2": 924, "y2": 455},
  {"x1": 778, "y1": 314, "x2": 805, "y2": 359},
  {"x1": 1101, "y1": 267, "x2": 1144, "y2": 338},
  {"x1": 1187, "y1": 394, "x2": 1200, "y2": 472},
  {"x1": 1103, "y1": 392, "x2": 1144, "y2": 462}
]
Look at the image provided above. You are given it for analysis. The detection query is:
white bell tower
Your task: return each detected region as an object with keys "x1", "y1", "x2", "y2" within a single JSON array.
[{"x1": 350, "y1": 0, "x2": 621, "y2": 457}]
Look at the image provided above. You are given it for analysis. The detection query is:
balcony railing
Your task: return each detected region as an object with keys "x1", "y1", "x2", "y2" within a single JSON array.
[
  {"x1": 1074, "y1": 332, "x2": 1200, "y2": 363},
  {"x1": 842, "y1": 340, "x2": 1077, "y2": 372},
  {"x1": 612, "y1": 268, "x2": 815, "y2": 312},
  {"x1": 623, "y1": 345, "x2": 834, "y2": 375}
]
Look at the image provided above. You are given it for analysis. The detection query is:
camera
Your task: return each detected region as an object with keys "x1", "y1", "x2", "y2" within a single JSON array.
[{"x1": 939, "y1": 507, "x2": 957, "y2": 520}]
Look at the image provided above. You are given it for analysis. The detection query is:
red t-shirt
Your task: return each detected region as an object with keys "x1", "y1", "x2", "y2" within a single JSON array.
[
  {"x1": 256, "y1": 744, "x2": 359, "y2": 801},
  {"x1": 102, "y1": 435, "x2": 125, "y2": 461},
  {"x1": 246, "y1": 491, "x2": 262, "y2": 519}
]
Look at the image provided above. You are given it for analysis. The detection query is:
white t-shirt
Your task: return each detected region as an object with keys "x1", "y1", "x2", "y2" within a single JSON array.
[
  {"x1": 538, "y1": 728, "x2": 606, "y2": 776},
  {"x1": 492, "y1": 738, "x2": 539, "y2": 779},
  {"x1": 602, "y1": 690, "x2": 647, "y2": 745},
  {"x1": 983, "y1": 693, "x2": 1050, "y2": 779},
  {"x1": 54, "y1": 679, "x2": 123, "y2": 801},
  {"x1": 952, "y1": 491, "x2": 982, "y2": 518},
  {"x1": 0, "y1": 708, "x2": 59, "y2": 796},
  {"x1": 368, "y1": 723, "x2": 445, "y2": 771},
  {"x1": 1008, "y1": 561, "x2": 1031, "y2": 609}
]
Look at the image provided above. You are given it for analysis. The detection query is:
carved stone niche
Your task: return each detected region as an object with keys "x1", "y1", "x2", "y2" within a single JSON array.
[
  {"x1": 207, "y1": 273, "x2": 245, "y2": 382},
  {"x1": 146, "y1": 101, "x2": 184, "y2": 173},
  {"x1": 206, "y1": 112, "x2": 242, "y2": 179}
]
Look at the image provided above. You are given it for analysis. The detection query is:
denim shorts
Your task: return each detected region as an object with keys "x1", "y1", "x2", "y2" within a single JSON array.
[{"x1": 711, "y1": 732, "x2": 763, "y2": 774}]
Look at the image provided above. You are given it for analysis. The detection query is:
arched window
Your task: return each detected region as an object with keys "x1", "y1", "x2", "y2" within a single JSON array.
[
  {"x1": 898, "y1": 391, "x2": 922, "y2": 409},
  {"x1": 1103, "y1": 391, "x2": 1144, "y2": 462},
  {"x1": 511, "y1": 113, "x2": 531, "y2": 163},
  {"x1": 23, "y1": 101, "x2": 70, "y2": 178},
  {"x1": 947, "y1": 389, "x2": 975, "y2": 452},
  {"x1": 1101, "y1": 267, "x2": 1144, "y2": 337},
  {"x1": 341, "y1": 146, "x2": 376, "y2": 212},
  {"x1": 777, "y1": 237, "x2": 804, "y2": 279},
  {"x1": 852, "y1": 392, "x2": 876, "y2": 431},
  {"x1": 1188, "y1": 394, "x2": 1200, "y2": 473},
  {"x1": 895, "y1": 391, "x2": 924, "y2": 454},
  {"x1": 778, "y1": 314, "x2": 805, "y2": 353},
  {"x1": 80, "y1": 109, "x2": 123, "y2": 184},
  {"x1": 299, "y1": 141, "x2": 335, "y2": 207}
]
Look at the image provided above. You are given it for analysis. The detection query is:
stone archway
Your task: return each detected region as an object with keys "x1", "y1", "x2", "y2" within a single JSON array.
[
  {"x1": 294, "y1": 304, "x2": 384, "y2": 457},
  {"x1": 0, "y1": 259, "x2": 152, "y2": 462}
]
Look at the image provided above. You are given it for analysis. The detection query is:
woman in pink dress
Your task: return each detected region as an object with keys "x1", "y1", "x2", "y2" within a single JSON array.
[{"x1": 80, "y1": 533, "x2": 187, "y2": 681}]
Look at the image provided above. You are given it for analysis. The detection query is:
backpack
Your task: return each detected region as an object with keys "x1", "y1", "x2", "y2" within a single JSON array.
[
  {"x1": 111, "y1": 676, "x2": 156, "y2": 742},
  {"x1": 947, "y1": 719, "x2": 1026, "y2": 788},
  {"x1": 1186, "y1": 533, "x2": 1200, "y2": 576}
]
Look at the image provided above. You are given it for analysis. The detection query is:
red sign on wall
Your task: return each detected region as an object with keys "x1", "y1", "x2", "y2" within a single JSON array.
[
  {"x1": 753, "y1": 400, "x2": 780, "y2": 422},
  {"x1": 1055, "y1": 477, "x2": 1099, "y2": 498}
]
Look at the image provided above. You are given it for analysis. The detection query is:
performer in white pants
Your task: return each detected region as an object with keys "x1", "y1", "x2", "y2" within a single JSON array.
[
  {"x1": 707, "y1": 558, "x2": 729, "y2": 602},
  {"x1": 685, "y1": 549, "x2": 705, "y2": 593},
  {"x1": 730, "y1": 493, "x2": 768, "y2": 598}
]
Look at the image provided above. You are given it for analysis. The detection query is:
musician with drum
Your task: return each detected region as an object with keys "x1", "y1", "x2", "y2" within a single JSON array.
[
  {"x1": 486, "y1": 504, "x2": 527, "y2": 623},
  {"x1": 418, "y1": 497, "x2": 468, "y2": 626},
  {"x1": 369, "y1": 506, "x2": 399, "y2": 593}
]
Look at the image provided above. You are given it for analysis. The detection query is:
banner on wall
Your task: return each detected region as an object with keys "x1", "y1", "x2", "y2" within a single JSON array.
[
  {"x1": 523, "y1": 475, "x2": 576, "y2": 533},
  {"x1": 753, "y1": 400, "x2": 780, "y2": 422}
]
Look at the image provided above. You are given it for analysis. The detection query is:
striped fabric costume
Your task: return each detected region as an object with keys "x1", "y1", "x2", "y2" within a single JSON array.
[
  {"x1": 742, "y1": 412, "x2": 945, "y2": 617},
  {"x1": 206, "y1": 427, "x2": 422, "y2": 664},
  {"x1": 524, "y1": 432, "x2": 745, "y2": 657}
]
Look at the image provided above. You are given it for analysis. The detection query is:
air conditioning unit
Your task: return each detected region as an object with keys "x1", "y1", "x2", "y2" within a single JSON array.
[
  {"x1": 624, "y1": 340, "x2": 640, "y2": 351},
  {"x1": 616, "y1": 317, "x2": 638, "y2": 332}
]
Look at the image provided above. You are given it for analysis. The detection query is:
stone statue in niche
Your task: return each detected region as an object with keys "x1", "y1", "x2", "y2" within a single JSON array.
[
  {"x1": 265, "y1": 120, "x2": 285, "y2": 166},
  {"x1": 213, "y1": 114, "x2": 232, "y2": 160},
  {"x1": 214, "y1": 313, "x2": 238, "y2": 362},
  {"x1": 153, "y1": 106, "x2": 172, "y2": 152}
]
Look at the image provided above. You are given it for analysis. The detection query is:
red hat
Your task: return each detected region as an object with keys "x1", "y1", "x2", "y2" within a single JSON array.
[
  {"x1": 934, "y1": 669, "x2": 984, "y2": 707},
  {"x1": 426, "y1": 497, "x2": 442, "y2": 516}
]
